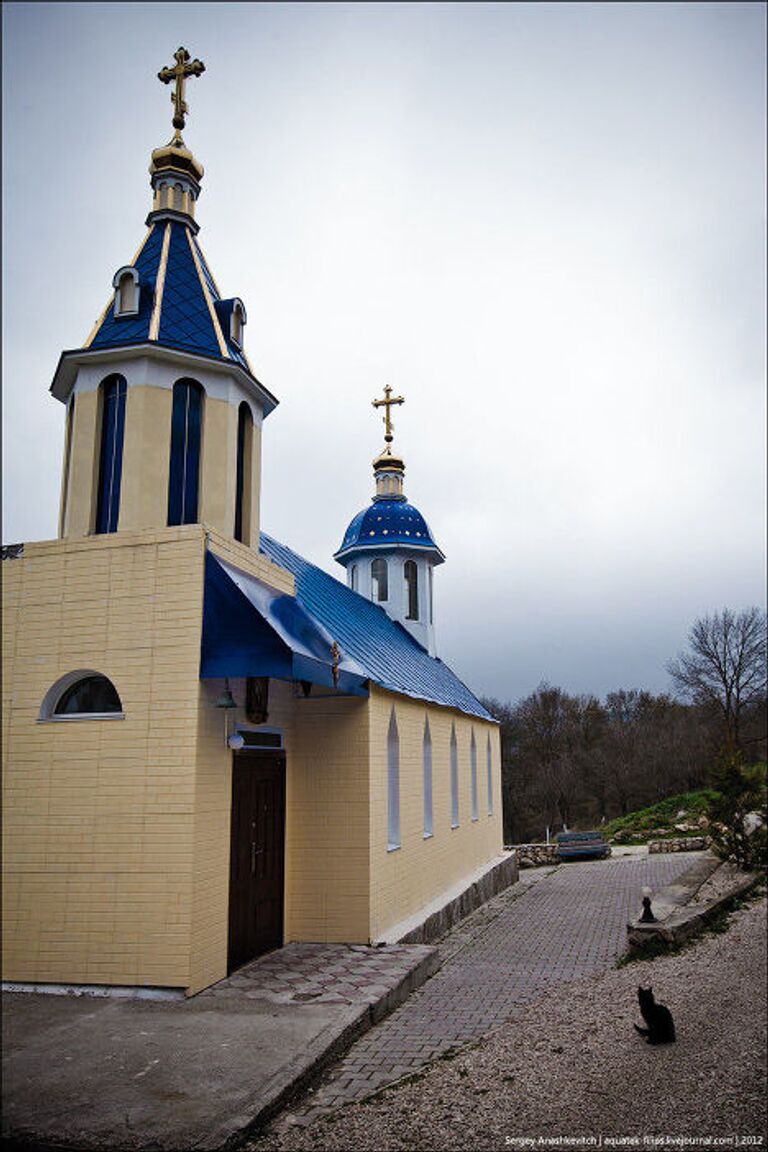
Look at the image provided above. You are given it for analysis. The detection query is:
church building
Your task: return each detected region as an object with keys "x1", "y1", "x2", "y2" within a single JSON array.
[{"x1": 2, "y1": 49, "x2": 509, "y2": 996}]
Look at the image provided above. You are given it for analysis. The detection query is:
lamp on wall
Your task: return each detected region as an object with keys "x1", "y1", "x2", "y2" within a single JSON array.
[{"x1": 215, "y1": 677, "x2": 238, "y2": 747}]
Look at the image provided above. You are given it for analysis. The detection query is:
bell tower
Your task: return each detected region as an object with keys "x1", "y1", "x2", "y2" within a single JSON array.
[
  {"x1": 334, "y1": 387, "x2": 445, "y2": 656},
  {"x1": 52, "y1": 47, "x2": 277, "y2": 547}
]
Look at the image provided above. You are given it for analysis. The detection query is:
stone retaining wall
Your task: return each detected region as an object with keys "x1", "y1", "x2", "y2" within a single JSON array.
[
  {"x1": 397, "y1": 852, "x2": 519, "y2": 944},
  {"x1": 648, "y1": 836, "x2": 711, "y2": 853},
  {"x1": 510, "y1": 843, "x2": 560, "y2": 868}
]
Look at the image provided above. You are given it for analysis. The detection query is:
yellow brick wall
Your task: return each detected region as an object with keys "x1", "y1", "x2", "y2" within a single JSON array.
[
  {"x1": 2, "y1": 520, "x2": 500, "y2": 987},
  {"x1": 187, "y1": 531, "x2": 294, "y2": 993},
  {"x1": 368, "y1": 685, "x2": 503, "y2": 942},
  {"x1": 281, "y1": 687, "x2": 371, "y2": 943},
  {"x1": 62, "y1": 388, "x2": 100, "y2": 537},
  {"x1": 118, "y1": 385, "x2": 173, "y2": 532},
  {"x1": 2, "y1": 527, "x2": 208, "y2": 989}
]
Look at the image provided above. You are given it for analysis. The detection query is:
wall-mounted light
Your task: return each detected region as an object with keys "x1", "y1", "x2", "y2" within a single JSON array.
[
  {"x1": 227, "y1": 731, "x2": 245, "y2": 751},
  {"x1": 215, "y1": 677, "x2": 238, "y2": 746}
]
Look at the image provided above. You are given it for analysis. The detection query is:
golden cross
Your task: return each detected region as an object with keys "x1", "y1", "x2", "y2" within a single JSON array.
[
  {"x1": 372, "y1": 385, "x2": 405, "y2": 444},
  {"x1": 158, "y1": 47, "x2": 206, "y2": 133}
]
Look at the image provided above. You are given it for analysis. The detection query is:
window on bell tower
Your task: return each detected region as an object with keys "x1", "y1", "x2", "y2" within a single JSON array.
[
  {"x1": 404, "y1": 560, "x2": 419, "y2": 620},
  {"x1": 167, "y1": 379, "x2": 204, "y2": 526},
  {"x1": 94, "y1": 375, "x2": 127, "y2": 535},
  {"x1": 234, "y1": 402, "x2": 253, "y2": 545},
  {"x1": 112, "y1": 267, "x2": 140, "y2": 317},
  {"x1": 371, "y1": 558, "x2": 388, "y2": 602}
]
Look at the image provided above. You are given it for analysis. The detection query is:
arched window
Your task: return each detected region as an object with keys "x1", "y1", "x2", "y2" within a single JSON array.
[
  {"x1": 168, "y1": 379, "x2": 204, "y2": 526},
  {"x1": 95, "y1": 375, "x2": 127, "y2": 535},
  {"x1": 487, "y1": 734, "x2": 494, "y2": 816},
  {"x1": 470, "y1": 729, "x2": 478, "y2": 821},
  {"x1": 371, "y1": 558, "x2": 388, "y2": 602},
  {"x1": 234, "y1": 402, "x2": 253, "y2": 545},
  {"x1": 387, "y1": 707, "x2": 400, "y2": 850},
  {"x1": 404, "y1": 560, "x2": 419, "y2": 620},
  {"x1": 231, "y1": 300, "x2": 246, "y2": 349},
  {"x1": 450, "y1": 724, "x2": 459, "y2": 829},
  {"x1": 112, "y1": 267, "x2": 140, "y2": 317},
  {"x1": 40, "y1": 671, "x2": 124, "y2": 721},
  {"x1": 423, "y1": 716, "x2": 433, "y2": 838},
  {"x1": 349, "y1": 564, "x2": 358, "y2": 592},
  {"x1": 173, "y1": 183, "x2": 183, "y2": 210}
]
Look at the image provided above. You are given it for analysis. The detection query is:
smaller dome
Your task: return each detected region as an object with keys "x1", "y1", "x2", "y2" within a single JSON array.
[
  {"x1": 150, "y1": 133, "x2": 204, "y2": 184},
  {"x1": 334, "y1": 501, "x2": 444, "y2": 564},
  {"x1": 373, "y1": 447, "x2": 405, "y2": 472}
]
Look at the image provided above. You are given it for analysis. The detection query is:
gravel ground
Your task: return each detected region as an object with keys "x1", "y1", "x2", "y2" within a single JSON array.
[{"x1": 250, "y1": 893, "x2": 767, "y2": 1151}]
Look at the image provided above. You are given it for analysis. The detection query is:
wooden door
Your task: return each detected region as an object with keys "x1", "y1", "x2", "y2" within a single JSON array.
[{"x1": 228, "y1": 750, "x2": 286, "y2": 973}]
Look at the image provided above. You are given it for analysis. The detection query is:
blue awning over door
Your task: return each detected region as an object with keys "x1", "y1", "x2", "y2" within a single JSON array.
[{"x1": 200, "y1": 551, "x2": 369, "y2": 696}]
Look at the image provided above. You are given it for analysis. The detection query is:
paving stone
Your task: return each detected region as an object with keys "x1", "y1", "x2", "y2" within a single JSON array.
[{"x1": 275, "y1": 852, "x2": 699, "y2": 1127}]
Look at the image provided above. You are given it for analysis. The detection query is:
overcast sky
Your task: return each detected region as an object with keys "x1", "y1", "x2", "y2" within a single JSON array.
[{"x1": 2, "y1": 2, "x2": 766, "y2": 703}]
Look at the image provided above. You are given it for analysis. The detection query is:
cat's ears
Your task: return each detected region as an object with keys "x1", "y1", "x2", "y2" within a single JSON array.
[{"x1": 638, "y1": 984, "x2": 652, "y2": 992}]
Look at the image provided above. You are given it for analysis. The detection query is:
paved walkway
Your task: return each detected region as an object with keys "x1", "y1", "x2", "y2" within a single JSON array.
[
  {"x1": 2, "y1": 942, "x2": 438, "y2": 1152},
  {"x1": 277, "y1": 852, "x2": 697, "y2": 1129}
]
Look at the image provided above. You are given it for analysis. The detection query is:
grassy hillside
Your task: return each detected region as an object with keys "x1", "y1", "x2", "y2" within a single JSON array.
[{"x1": 603, "y1": 789, "x2": 718, "y2": 844}]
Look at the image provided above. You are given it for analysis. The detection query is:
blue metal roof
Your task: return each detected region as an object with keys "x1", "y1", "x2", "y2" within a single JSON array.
[
  {"x1": 259, "y1": 532, "x2": 493, "y2": 721},
  {"x1": 335, "y1": 499, "x2": 444, "y2": 563},
  {"x1": 87, "y1": 221, "x2": 249, "y2": 370}
]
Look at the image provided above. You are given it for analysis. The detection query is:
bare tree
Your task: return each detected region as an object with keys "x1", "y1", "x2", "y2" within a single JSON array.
[{"x1": 667, "y1": 608, "x2": 767, "y2": 753}]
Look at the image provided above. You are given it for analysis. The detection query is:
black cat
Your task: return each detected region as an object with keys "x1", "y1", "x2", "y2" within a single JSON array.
[{"x1": 634, "y1": 985, "x2": 676, "y2": 1045}]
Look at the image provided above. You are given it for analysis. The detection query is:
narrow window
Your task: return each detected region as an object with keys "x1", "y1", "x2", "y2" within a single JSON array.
[
  {"x1": 450, "y1": 724, "x2": 459, "y2": 828},
  {"x1": 349, "y1": 564, "x2": 358, "y2": 592},
  {"x1": 95, "y1": 375, "x2": 127, "y2": 534},
  {"x1": 428, "y1": 566, "x2": 434, "y2": 624},
  {"x1": 231, "y1": 301, "x2": 246, "y2": 349},
  {"x1": 59, "y1": 393, "x2": 76, "y2": 536},
  {"x1": 387, "y1": 708, "x2": 400, "y2": 850},
  {"x1": 112, "y1": 267, "x2": 140, "y2": 317},
  {"x1": 404, "y1": 560, "x2": 419, "y2": 620},
  {"x1": 168, "y1": 379, "x2": 204, "y2": 526},
  {"x1": 371, "y1": 558, "x2": 388, "y2": 602},
  {"x1": 234, "y1": 402, "x2": 253, "y2": 544},
  {"x1": 423, "y1": 716, "x2": 433, "y2": 838},
  {"x1": 173, "y1": 183, "x2": 183, "y2": 210},
  {"x1": 470, "y1": 729, "x2": 478, "y2": 821},
  {"x1": 487, "y1": 733, "x2": 494, "y2": 816}
]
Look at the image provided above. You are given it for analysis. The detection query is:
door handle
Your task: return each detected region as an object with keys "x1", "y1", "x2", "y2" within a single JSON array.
[{"x1": 250, "y1": 843, "x2": 263, "y2": 874}]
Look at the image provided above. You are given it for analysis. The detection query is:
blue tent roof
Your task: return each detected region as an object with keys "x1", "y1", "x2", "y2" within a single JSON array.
[
  {"x1": 87, "y1": 221, "x2": 249, "y2": 370},
  {"x1": 335, "y1": 499, "x2": 444, "y2": 563},
  {"x1": 259, "y1": 532, "x2": 493, "y2": 721}
]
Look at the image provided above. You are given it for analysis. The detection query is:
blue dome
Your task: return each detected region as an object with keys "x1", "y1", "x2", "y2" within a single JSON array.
[{"x1": 334, "y1": 499, "x2": 444, "y2": 563}]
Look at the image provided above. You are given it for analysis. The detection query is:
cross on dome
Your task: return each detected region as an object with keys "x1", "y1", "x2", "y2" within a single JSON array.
[
  {"x1": 372, "y1": 385, "x2": 404, "y2": 445},
  {"x1": 158, "y1": 46, "x2": 206, "y2": 133}
]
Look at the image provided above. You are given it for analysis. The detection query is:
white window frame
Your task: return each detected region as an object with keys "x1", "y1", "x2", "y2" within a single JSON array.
[
  {"x1": 112, "y1": 266, "x2": 140, "y2": 318},
  {"x1": 387, "y1": 707, "x2": 400, "y2": 851},
  {"x1": 423, "y1": 716, "x2": 433, "y2": 838},
  {"x1": 450, "y1": 724, "x2": 459, "y2": 829},
  {"x1": 487, "y1": 734, "x2": 494, "y2": 816}
]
